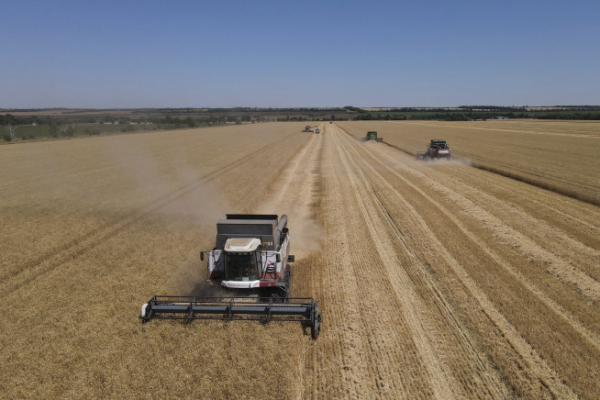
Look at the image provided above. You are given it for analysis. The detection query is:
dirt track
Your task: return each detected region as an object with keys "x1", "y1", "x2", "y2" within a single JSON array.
[{"x1": 1, "y1": 122, "x2": 599, "y2": 399}]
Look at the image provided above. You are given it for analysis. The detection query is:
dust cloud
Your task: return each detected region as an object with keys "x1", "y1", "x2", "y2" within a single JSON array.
[
  {"x1": 418, "y1": 157, "x2": 472, "y2": 167},
  {"x1": 394, "y1": 154, "x2": 473, "y2": 170},
  {"x1": 287, "y1": 213, "x2": 322, "y2": 256},
  {"x1": 108, "y1": 138, "x2": 232, "y2": 226},
  {"x1": 169, "y1": 258, "x2": 230, "y2": 296},
  {"x1": 108, "y1": 138, "x2": 234, "y2": 294}
]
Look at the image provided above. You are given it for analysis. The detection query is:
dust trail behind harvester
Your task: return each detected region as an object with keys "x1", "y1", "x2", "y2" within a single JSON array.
[
  {"x1": 108, "y1": 136, "x2": 235, "y2": 294},
  {"x1": 170, "y1": 259, "x2": 231, "y2": 296},
  {"x1": 257, "y1": 133, "x2": 323, "y2": 257},
  {"x1": 108, "y1": 137, "x2": 233, "y2": 225}
]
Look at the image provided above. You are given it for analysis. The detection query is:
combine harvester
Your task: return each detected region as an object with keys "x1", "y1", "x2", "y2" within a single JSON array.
[
  {"x1": 140, "y1": 214, "x2": 322, "y2": 339},
  {"x1": 365, "y1": 131, "x2": 383, "y2": 142},
  {"x1": 417, "y1": 139, "x2": 452, "y2": 160}
]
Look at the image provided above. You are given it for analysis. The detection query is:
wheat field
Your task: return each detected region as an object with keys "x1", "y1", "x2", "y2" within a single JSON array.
[
  {"x1": 1, "y1": 121, "x2": 599, "y2": 399},
  {"x1": 338, "y1": 120, "x2": 600, "y2": 204}
]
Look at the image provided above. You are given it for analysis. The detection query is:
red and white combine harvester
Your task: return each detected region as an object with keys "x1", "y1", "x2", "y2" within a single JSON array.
[
  {"x1": 417, "y1": 139, "x2": 452, "y2": 160},
  {"x1": 140, "y1": 214, "x2": 321, "y2": 339}
]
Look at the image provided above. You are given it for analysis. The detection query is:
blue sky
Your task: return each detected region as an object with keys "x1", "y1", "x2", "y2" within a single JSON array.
[{"x1": 1, "y1": 0, "x2": 599, "y2": 108}]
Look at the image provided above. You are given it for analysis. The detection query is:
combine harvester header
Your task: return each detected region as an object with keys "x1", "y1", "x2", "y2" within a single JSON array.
[{"x1": 141, "y1": 214, "x2": 322, "y2": 339}]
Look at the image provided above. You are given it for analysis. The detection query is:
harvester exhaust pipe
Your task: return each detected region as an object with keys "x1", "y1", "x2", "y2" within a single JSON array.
[
  {"x1": 276, "y1": 214, "x2": 288, "y2": 245},
  {"x1": 277, "y1": 214, "x2": 288, "y2": 233}
]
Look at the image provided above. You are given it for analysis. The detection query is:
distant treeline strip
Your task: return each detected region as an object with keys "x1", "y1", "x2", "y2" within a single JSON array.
[
  {"x1": 0, "y1": 113, "x2": 255, "y2": 127},
  {"x1": 353, "y1": 110, "x2": 600, "y2": 121},
  {"x1": 4, "y1": 106, "x2": 600, "y2": 127}
]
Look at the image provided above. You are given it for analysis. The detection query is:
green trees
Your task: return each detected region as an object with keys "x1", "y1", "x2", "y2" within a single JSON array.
[
  {"x1": 49, "y1": 123, "x2": 60, "y2": 138},
  {"x1": 184, "y1": 117, "x2": 197, "y2": 127},
  {"x1": 120, "y1": 124, "x2": 136, "y2": 132},
  {"x1": 62, "y1": 124, "x2": 76, "y2": 137},
  {"x1": 84, "y1": 127, "x2": 100, "y2": 135}
]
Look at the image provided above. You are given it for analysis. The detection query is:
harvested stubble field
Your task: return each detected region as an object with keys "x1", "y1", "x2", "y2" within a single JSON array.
[{"x1": 1, "y1": 120, "x2": 599, "y2": 399}]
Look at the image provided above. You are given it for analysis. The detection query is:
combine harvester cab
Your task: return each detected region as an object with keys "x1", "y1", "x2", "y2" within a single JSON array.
[
  {"x1": 206, "y1": 214, "x2": 292, "y2": 297},
  {"x1": 140, "y1": 214, "x2": 322, "y2": 339}
]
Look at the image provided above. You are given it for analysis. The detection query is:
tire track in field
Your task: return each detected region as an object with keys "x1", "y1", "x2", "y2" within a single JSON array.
[
  {"x1": 366, "y1": 137, "x2": 600, "y2": 336},
  {"x1": 445, "y1": 166, "x2": 600, "y2": 244},
  {"x1": 335, "y1": 133, "x2": 454, "y2": 398},
  {"x1": 298, "y1": 125, "x2": 440, "y2": 399},
  {"x1": 330, "y1": 127, "x2": 443, "y2": 399},
  {"x1": 345, "y1": 129, "x2": 592, "y2": 398},
  {"x1": 378, "y1": 143, "x2": 600, "y2": 305},
  {"x1": 294, "y1": 124, "x2": 377, "y2": 399},
  {"x1": 332, "y1": 127, "x2": 453, "y2": 398},
  {"x1": 354, "y1": 147, "x2": 577, "y2": 398},
  {"x1": 1, "y1": 132, "x2": 299, "y2": 298},
  {"x1": 448, "y1": 165, "x2": 600, "y2": 243},
  {"x1": 310, "y1": 130, "x2": 384, "y2": 399},
  {"x1": 378, "y1": 134, "x2": 600, "y2": 206},
  {"x1": 424, "y1": 165, "x2": 600, "y2": 282},
  {"x1": 332, "y1": 126, "x2": 509, "y2": 399},
  {"x1": 339, "y1": 126, "x2": 575, "y2": 396},
  {"x1": 461, "y1": 157, "x2": 600, "y2": 203},
  {"x1": 346, "y1": 154, "x2": 575, "y2": 397},
  {"x1": 258, "y1": 133, "x2": 320, "y2": 225}
]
